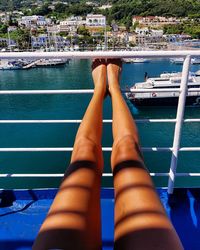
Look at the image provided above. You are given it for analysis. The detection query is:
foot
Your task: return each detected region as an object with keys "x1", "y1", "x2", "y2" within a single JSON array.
[
  {"x1": 107, "y1": 59, "x2": 122, "y2": 95},
  {"x1": 91, "y1": 59, "x2": 107, "y2": 98}
]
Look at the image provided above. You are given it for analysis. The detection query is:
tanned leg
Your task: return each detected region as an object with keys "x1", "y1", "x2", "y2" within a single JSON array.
[
  {"x1": 33, "y1": 59, "x2": 107, "y2": 250},
  {"x1": 107, "y1": 59, "x2": 183, "y2": 250}
]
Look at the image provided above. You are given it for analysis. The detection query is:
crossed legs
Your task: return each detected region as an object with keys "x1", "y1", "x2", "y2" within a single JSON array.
[{"x1": 33, "y1": 59, "x2": 183, "y2": 250}]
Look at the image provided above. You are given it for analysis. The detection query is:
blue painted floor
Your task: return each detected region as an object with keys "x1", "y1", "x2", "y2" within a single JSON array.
[{"x1": 0, "y1": 188, "x2": 200, "y2": 250}]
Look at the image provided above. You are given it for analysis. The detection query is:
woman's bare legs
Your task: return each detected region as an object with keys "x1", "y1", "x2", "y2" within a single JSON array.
[
  {"x1": 33, "y1": 60, "x2": 107, "y2": 250},
  {"x1": 107, "y1": 59, "x2": 183, "y2": 250}
]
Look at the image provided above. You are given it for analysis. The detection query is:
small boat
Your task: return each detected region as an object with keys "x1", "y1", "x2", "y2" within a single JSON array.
[
  {"x1": 170, "y1": 58, "x2": 184, "y2": 64},
  {"x1": 126, "y1": 71, "x2": 200, "y2": 106},
  {"x1": 191, "y1": 58, "x2": 200, "y2": 64},
  {"x1": 35, "y1": 59, "x2": 68, "y2": 67},
  {"x1": 0, "y1": 60, "x2": 22, "y2": 70},
  {"x1": 123, "y1": 58, "x2": 150, "y2": 63},
  {"x1": 170, "y1": 58, "x2": 200, "y2": 64}
]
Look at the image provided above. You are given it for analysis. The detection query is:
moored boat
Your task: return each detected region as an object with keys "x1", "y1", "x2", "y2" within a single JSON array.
[
  {"x1": 126, "y1": 71, "x2": 200, "y2": 106},
  {"x1": 35, "y1": 59, "x2": 68, "y2": 67},
  {"x1": 170, "y1": 58, "x2": 200, "y2": 64},
  {"x1": 123, "y1": 58, "x2": 150, "y2": 63},
  {"x1": 0, "y1": 59, "x2": 22, "y2": 70}
]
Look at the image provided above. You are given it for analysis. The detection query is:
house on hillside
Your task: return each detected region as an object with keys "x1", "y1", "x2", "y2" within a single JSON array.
[{"x1": 86, "y1": 14, "x2": 106, "y2": 27}]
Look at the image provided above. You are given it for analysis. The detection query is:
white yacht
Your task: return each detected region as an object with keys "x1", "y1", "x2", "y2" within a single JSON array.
[
  {"x1": 126, "y1": 71, "x2": 200, "y2": 106},
  {"x1": 123, "y1": 58, "x2": 150, "y2": 63},
  {"x1": 35, "y1": 59, "x2": 68, "y2": 67},
  {"x1": 170, "y1": 58, "x2": 200, "y2": 64}
]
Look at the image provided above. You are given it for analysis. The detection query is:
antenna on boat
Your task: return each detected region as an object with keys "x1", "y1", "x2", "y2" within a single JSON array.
[
  {"x1": 7, "y1": 28, "x2": 11, "y2": 52},
  {"x1": 144, "y1": 72, "x2": 148, "y2": 81}
]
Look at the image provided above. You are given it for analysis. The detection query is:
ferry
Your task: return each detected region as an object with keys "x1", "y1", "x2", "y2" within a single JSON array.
[{"x1": 126, "y1": 71, "x2": 200, "y2": 106}]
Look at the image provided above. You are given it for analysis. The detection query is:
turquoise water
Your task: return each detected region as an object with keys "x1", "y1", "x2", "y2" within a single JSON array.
[{"x1": 0, "y1": 59, "x2": 200, "y2": 189}]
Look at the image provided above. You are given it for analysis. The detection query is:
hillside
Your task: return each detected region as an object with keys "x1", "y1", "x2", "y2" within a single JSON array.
[{"x1": 1, "y1": 0, "x2": 200, "y2": 22}]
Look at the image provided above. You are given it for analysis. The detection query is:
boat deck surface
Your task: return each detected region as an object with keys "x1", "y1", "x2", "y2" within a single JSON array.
[{"x1": 1, "y1": 188, "x2": 200, "y2": 250}]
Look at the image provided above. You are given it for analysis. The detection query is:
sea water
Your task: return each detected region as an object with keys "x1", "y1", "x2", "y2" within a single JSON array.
[{"x1": 0, "y1": 59, "x2": 199, "y2": 189}]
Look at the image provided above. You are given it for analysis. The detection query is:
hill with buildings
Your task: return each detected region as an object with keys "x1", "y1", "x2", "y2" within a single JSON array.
[
  {"x1": 1, "y1": 0, "x2": 200, "y2": 19},
  {"x1": 0, "y1": 0, "x2": 200, "y2": 50}
]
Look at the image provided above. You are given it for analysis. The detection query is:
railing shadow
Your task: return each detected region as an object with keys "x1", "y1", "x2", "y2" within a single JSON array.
[
  {"x1": 0, "y1": 190, "x2": 37, "y2": 217},
  {"x1": 0, "y1": 240, "x2": 33, "y2": 250},
  {"x1": 169, "y1": 188, "x2": 200, "y2": 250}
]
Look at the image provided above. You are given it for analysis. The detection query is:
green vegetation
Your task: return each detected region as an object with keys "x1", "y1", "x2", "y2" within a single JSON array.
[
  {"x1": 1, "y1": 0, "x2": 200, "y2": 20},
  {"x1": 0, "y1": 23, "x2": 31, "y2": 49},
  {"x1": 9, "y1": 28, "x2": 30, "y2": 49},
  {"x1": 163, "y1": 20, "x2": 200, "y2": 38}
]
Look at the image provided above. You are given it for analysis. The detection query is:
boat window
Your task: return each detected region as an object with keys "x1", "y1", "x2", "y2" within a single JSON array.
[
  {"x1": 154, "y1": 79, "x2": 168, "y2": 81},
  {"x1": 172, "y1": 79, "x2": 181, "y2": 83},
  {"x1": 153, "y1": 86, "x2": 179, "y2": 89},
  {"x1": 188, "y1": 85, "x2": 200, "y2": 88}
]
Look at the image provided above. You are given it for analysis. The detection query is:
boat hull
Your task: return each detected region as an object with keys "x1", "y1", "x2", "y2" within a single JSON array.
[
  {"x1": 129, "y1": 95, "x2": 200, "y2": 106},
  {"x1": 36, "y1": 62, "x2": 67, "y2": 67},
  {"x1": 0, "y1": 67, "x2": 21, "y2": 70}
]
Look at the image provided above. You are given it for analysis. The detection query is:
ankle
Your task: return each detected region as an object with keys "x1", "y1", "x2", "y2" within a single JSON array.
[
  {"x1": 108, "y1": 83, "x2": 121, "y2": 96},
  {"x1": 94, "y1": 85, "x2": 107, "y2": 99}
]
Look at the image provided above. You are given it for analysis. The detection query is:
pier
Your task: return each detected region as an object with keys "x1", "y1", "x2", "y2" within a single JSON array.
[{"x1": 22, "y1": 59, "x2": 41, "y2": 69}]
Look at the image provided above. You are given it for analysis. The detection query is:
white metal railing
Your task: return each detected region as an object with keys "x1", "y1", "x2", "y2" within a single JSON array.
[
  {"x1": 0, "y1": 88, "x2": 199, "y2": 95},
  {"x1": 0, "y1": 50, "x2": 200, "y2": 194},
  {"x1": 0, "y1": 50, "x2": 200, "y2": 59},
  {"x1": 168, "y1": 55, "x2": 191, "y2": 193}
]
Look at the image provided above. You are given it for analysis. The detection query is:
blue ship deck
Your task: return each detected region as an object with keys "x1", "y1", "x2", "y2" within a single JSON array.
[{"x1": 1, "y1": 188, "x2": 200, "y2": 250}]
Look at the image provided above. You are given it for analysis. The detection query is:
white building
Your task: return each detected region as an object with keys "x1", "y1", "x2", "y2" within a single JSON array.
[
  {"x1": 98, "y1": 4, "x2": 112, "y2": 10},
  {"x1": 135, "y1": 27, "x2": 163, "y2": 37},
  {"x1": 86, "y1": 14, "x2": 106, "y2": 27},
  {"x1": 135, "y1": 27, "x2": 149, "y2": 35},
  {"x1": 0, "y1": 12, "x2": 10, "y2": 23},
  {"x1": 85, "y1": 2, "x2": 98, "y2": 7},
  {"x1": 60, "y1": 16, "x2": 85, "y2": 27},
  {"x1": 8, "y1": 26, "x2": 18, "y2": 32},
  {"x1": 47, "y1": 25, "x2": 60, "y2": 33},
  {"x1": 135, "y1": 28, "x2": 164, "y2": 44},
  {"x1": 19, "y1": 16, "x2": 51, "y2": 27},
  {"x1": 132, "y1": 15, "x2": 181, "y2": 27},
  {"x1": 151, "y1": 29, "x2": 164, "y2": 37}
]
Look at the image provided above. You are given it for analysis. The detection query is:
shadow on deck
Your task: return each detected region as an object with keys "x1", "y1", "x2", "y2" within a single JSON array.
[{"x1": 0, "y1": 188, "x2": 200, "y2": 250}]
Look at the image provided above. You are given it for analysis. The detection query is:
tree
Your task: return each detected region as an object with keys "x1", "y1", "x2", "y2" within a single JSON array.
[
  {"x1": 77, "y1": 26, "x2": 90, "y2": 36},
  {"x1": 0, "y1": 24, "x2": 8, "y2": 34},
  {"x1": 32, "y1": 4, "x2": 51, "y2": 16},
  {"x1": 10, "y1": 28, "x2": 31, "y2": 49},
  {"x1": 124, "y1": 16, "x2": 132, "y2": 31}
]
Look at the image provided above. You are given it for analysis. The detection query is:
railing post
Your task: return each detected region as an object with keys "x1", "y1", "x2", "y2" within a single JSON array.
[{"x1": 168, "y1": 55, "x2": 191, "y2": 194}]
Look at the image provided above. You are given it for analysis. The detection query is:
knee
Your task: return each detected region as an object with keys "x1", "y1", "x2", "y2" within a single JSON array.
[
  {"x1": 111, "y1": 135, "x2": 142, "y2": 167},
  {"x1": 72, "y1": 137, "x2": 99, "y2": 163}
]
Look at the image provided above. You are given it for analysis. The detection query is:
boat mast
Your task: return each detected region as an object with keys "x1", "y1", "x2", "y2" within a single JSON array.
[{"x1": 104, "y1": 18, "x2": 107, "y2": 50}]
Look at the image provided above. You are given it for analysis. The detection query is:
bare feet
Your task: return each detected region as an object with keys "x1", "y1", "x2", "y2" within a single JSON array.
[
  {"x1": 107, "y1": 59, "x2": 122, "y2": 95},
  {"x1": 92, "y1": 59, "x2": 107, "y2": 98}
]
